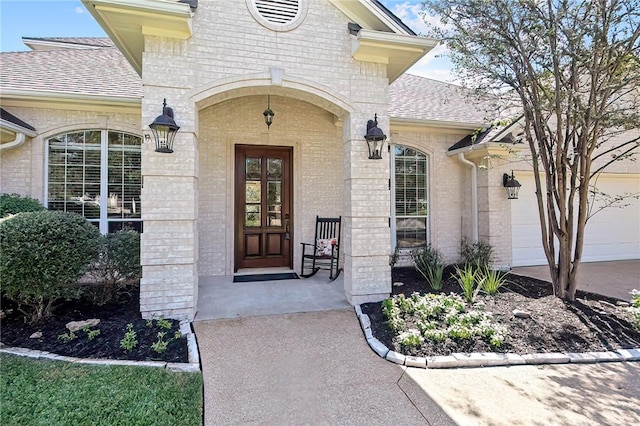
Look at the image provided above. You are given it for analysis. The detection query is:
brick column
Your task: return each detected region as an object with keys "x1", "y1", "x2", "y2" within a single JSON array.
[
  {"x1": 140, "y1": 96, "x2": 199, "y2": 320},
  {"x1": 342, "y1": 112, "x2": 391, "y2": 304}
]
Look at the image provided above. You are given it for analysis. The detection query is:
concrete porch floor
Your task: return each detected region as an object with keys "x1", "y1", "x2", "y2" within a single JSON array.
[{"x1": 195, "y1": 271, "x2": 350, "y2": 321}]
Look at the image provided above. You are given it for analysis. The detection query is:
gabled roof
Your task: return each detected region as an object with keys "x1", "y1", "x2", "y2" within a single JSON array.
[
  {"x1": 22, "y1": 37, "x2": 115, "y2": 50},
  {"x1": 389, "y1": 74, "x2": 495, "y2": 127},
  {"x1": 0, "y1": 47, "x2": 142, "y2": 100},
  {"x1": 0, "y1": 108, "x2": 36, "y2": 133}
]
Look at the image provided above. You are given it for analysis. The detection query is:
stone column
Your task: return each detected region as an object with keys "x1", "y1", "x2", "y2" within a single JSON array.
[
  {"x1": 477, "y1": 164, "x2": 512, "y2": 269},
  {"x1": 342, "y1": 111, "x2": 392, "y2": 304}
]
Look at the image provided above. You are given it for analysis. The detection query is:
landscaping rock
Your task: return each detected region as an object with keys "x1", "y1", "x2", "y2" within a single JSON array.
[
  {"x1": 513, "y1": 309, "x2": 531, "y2": 319},
  {"x1": 616, "y1": 301, "x2": 630, "y2": 307},
  {"x1": 615, "y1": 348, "x2": 640, "y2": 361},
  {"x1": 367, "y1": 337, "x2": 389, "y2": 358},
  {"x1": 393, "y1": 281, "x2": 404, "y2": 287},
  {"x1": 29, "y1": 331, "x2": 43, "y2": 339},
  {"x1": 426, "y1": 355, "x2": 459, "y2": 369},
  {"x1": 565, "y1": 352, "x2": 597, "y2": 363},
  {"x1": 66, "y1": 319, "x2": 100, "y2": 332},
  {"x1": 599, "y1": 300, "x2": 616, "y2": 309},
  {"x1": 359, "y1": 314, "x2": 371, "y2": 330},
  {"x1": 405, "y1": 356, "x2": 427, "y2": 368},
  {"x1": 587, "y1": 351, "x2": 623, "y2": 362},
  {"x1": 452, "y1": 352, "x2": 513, "y2": 367},
  {"x1": 522, "y1": 353, "x2": 570, "y2": 364}
]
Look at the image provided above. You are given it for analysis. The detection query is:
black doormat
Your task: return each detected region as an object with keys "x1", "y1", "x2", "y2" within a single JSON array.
[{"x1": 233, "y1": 273, "x2": 299, "y2": 283}]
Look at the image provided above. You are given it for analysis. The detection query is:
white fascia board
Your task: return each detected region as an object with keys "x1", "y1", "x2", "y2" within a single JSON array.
[
  {"x1": 0, "y1": 88, "x2": 141, "y2": 107},
  {"x1": 391, "y1": 117, "x2": 486, "y2": 131},
  {"x1": 22, "y1": 39, "x2": 100, "y2": 51},
  {"x1": 84, "y1": 0, "x2": 192, "y2": 17},
  {"x1": 330, "y1": 0, "x2": 414, "y2": 35},
  {"x1": 356, "y1": 29, "x2": 438, "y2": 49}
]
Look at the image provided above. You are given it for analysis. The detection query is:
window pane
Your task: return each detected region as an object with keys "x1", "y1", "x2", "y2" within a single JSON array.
[
  {"x1": 393, "y1": 145, "x2": 429, "y2": 248},
  {"x1": 47, "y1": 130, "x2": 142, "y2": 232},
  {"x1": 246, "y1": 158, "x2": 261, "y2": 180},
  {"x1": 267, "y1": 158, "x2": 282, "y2": 179}
]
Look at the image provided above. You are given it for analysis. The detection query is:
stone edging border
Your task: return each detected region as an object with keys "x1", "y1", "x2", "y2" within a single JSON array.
[
  {"x1": 0, "y1": 320, "x2": 201, "y2": 373},
  {"x1": 355, "y1": 305, "x2": 640, "y2": 369}
]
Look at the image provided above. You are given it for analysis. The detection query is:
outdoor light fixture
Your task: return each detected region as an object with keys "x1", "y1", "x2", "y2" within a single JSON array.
[
  {"x1": 263, "y1": 95, "x2": 274, "y2": 128},
  {"x1": 503, "y1": 171, "x2": 522, "y2": 200},
  {"x1": 149, "y1": 99, "x2": 179, "y2": 153},
  {"x1": 364, "y1": 114, "x2": 387, "y2": 160}
]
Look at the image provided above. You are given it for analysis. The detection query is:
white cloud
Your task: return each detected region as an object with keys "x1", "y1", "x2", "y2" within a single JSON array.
[{"x1": 75, "y1": 6, "x2": 85, "y2": 14}]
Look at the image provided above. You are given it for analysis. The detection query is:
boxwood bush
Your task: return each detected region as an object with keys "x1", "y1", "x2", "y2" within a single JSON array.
[
  {"x1": 0, "y1": 193, "x2": 45, "y2": 218},
  {"x1": 0, "y1": 211, "x2": 101, "y2": 322}
]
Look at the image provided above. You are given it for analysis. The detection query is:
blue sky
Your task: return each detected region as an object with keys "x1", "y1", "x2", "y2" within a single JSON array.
[{"x1": 0, "y1": 0, "x2": 453, "y2": 82}]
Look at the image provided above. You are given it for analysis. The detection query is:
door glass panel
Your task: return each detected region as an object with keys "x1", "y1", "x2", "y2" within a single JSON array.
[
  {"x1": 246, "y1": 181, "x2": 261, "y2": 203},
  {"x1": 246, "y1": 158, "x2": 261, "y2": 180},
  {"x1": 267, "y1": 158, "x2": 282, "y2": 179},
  {"x1": 267, "y1": 181, "x2": 281, "y2": 226},
  {"x1": 245, "y1": 204, "x2": 260, "y2": 227}
]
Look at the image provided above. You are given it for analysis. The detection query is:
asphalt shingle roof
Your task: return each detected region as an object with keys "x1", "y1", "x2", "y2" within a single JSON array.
[
  {"x1": 2, "y1": 39, "x2": 497, "y2": 127},
  {"x1": 0, "y1": 46, "x2": 142, "y2": 99},
  {"x1": 389, "y1": 73, "x2": 496, "y2": 124}
]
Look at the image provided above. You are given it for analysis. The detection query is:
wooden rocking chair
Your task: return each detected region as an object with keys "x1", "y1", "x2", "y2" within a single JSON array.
[{"x1": 300, "y1": 216, "x2": 342, "y2": 281}]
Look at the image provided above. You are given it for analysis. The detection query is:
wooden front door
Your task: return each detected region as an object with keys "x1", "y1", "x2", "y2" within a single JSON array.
[{"x1": 235, "y1": 145, "x2": 293, "y2": 271}]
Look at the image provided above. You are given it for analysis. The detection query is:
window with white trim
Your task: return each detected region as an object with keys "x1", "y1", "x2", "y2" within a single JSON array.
[
  {"x1": 391, "y1": 145, "x2": 429, "y2": 249},
  {"x1": 46, "y1": 130, "x2": 142, "y2": 234}
]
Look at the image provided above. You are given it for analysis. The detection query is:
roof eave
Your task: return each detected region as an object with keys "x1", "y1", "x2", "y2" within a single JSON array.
[
  {"x1": 391, "y1": 117, "x2": 486, "y2": 131},
  {"x1": 0, "y1": 88, "x2": 142, "y2": 108},
  {"x1": 81, "y1": 0, "x2": 192, "y2": 76},
  {"x1": 353, "y1": 30, "x2": 438, "y2": 82},
  {"x1": 330, "y1": 0, "x2": 414, "y2": 35}
]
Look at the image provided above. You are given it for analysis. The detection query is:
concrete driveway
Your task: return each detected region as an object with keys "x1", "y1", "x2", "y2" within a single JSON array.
[
  {"x1": 511, "y1": 259, "x2": 640, "y2": 300},
  {"x1": 194, "y1": 309, "x2": 454, "y2": 425}
]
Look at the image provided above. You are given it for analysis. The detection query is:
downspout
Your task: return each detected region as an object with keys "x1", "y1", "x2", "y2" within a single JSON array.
[
  {"x1": 457, "y1": 152, "x2": 478, "y2": 242},
  {"x1": 0, "y1": 132, "x2": 26, "y2": 151}
]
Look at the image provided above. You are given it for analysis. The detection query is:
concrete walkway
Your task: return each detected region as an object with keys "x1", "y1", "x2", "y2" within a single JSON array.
[
  {"x1": 512, "y1": 259, "x2": 640, "y2": 300},
  {"x1": 194, "y1": 309, "x2": 454, "y2": 425}
]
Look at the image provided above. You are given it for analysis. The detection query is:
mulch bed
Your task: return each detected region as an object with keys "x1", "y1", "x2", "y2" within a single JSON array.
[
  {"x1": 361, "y1": 266, "x2": 640, "y2": 357},
  {"x1": 0, "y1": 289, "x2": 188, "y2": 363}
]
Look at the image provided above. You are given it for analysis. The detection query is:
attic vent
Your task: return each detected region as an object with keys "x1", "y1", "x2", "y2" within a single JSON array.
[
  {"x1": 256, "y1": 0, "x2": 299, "y2": 24},
  {"x1": 247, "y1": 0, "x2": 307, "y2": 32}
]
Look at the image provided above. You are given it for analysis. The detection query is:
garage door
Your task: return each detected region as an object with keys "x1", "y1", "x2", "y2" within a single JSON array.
[{"x1": 511, "y1": 173, "x2": 640, "y2": 266}]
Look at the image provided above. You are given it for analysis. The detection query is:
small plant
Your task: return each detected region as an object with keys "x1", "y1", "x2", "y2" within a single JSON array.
[
  {"x1": 82, "y1": 326, "x2": 101, "y2": 341},
  {"x1": 412, "y1": 245, "x2": 445, "y2": 290},
  {"x1": 156, "y1": 317, "x2": 173, "y2": 330},
  {"x1": 398, "y1": 329, "x2": 424, "y2": 348},
  {"x1": 460, "y1": 237, "x2": 493, "y2": 270},
  {"x1": 630, "y1": 289, "x2": 640, "y2": 331},
  {"x1": 381, "y1": 298, "x2": 406, "y2": 332},
  {"x1": 174, "y1": 330, "x2": 183, "y2": 340},
  {"x1": 455, "y1": 264, "x2": 481, "y2": 302},
  {"x1": 480, "y1": 267, "x2": 508, "y2": 295},
  {"x1": 151, "y1": 332, "x2": 169, "y2": 354},
  {"x1": 58, "y1": 331, "x2": 77, "y2": 343},
  {"x1": 120, "y1": 323, "x2": 138, "y2": 353},
  {"x1": 389, "y1": 246, "x2": 400, "y2": 267}
]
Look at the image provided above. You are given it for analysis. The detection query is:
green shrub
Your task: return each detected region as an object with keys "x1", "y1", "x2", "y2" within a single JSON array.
[
  {"x1": 0, "y1": 193, "x2": 45, "y2": 218},
  {"x1": 0, "y1": 211, "x2": 101, "y2": 322},
  {"x1": 87, "y1": 229, "x2": 141, "y2": 305},
  {"x1": 460, "y1": 237, "x2": 493, "y2": 270},
  {"x1": 455, "y1": 264, "x2": 481, "y2": 302},
  {"x1": 480, "y1": 267, "x2": 508, "y2": 295},
  {"x1": 412, "y1": 245, "x2": 445, "y2": 290}
]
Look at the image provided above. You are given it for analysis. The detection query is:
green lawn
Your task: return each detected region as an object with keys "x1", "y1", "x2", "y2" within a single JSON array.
[{"x1": 0, "y1": 354, "x2": 202, "y2": 426}]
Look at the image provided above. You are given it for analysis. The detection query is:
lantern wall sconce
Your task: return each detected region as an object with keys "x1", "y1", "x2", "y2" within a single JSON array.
[
  {"x1": 148, "y1": 99, "x2": 180, "y2": 153},
  {"x1": 503, "y1": 171, "x2": 522, "y2": 200},
  {"x1": 263, "y1": 95, "x2": 274, "y2": 128},
  {"x1": 364, "y1": 114, "x2": 387, "y2": 160}
]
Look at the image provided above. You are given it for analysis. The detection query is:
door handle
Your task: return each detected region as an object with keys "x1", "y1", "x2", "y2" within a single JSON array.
[{"x1": 284, "y1": 214, "x2": 290, "y2": 240}]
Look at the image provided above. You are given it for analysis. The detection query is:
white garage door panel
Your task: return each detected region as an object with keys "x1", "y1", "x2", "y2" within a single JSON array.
[{"x1": 511, "y1": 174, "x2": 640, "y2": 267}]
